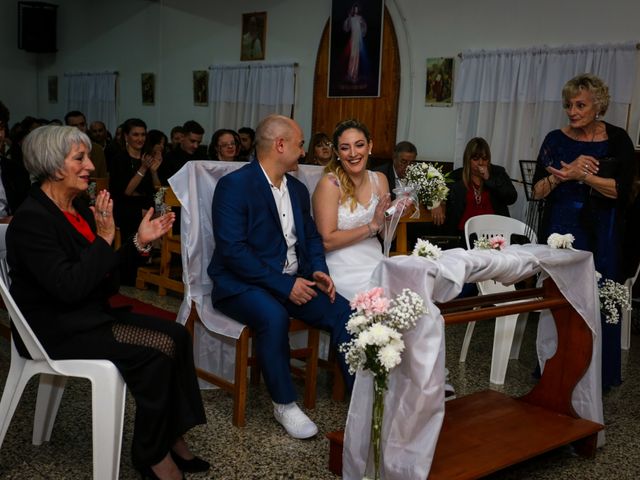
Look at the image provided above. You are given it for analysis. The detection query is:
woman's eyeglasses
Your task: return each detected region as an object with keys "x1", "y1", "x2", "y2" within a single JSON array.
[
  {"x1": 218, "y1": 142, "x2": 238, "y2": 149},
  {"x1": 316, "y1": 141, "x2": 332, "y2": 148}
]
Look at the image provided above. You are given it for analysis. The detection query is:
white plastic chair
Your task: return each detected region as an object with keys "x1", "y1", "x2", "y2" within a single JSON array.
[
  {"x1": 460, "y1": 214, "x2": 537, "y2": 385},
  {"x1": 0, "y1": 224, "x2": 127, "y2": 480},
  {"x1": 621, "y1": 263, "x2": 640, "y2": 350}
]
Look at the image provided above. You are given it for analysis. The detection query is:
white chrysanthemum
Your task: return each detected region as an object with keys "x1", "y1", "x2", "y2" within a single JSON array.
[
  {"x1": 547, "y1": 232, "x2": 575, "y2": 249},
  {"x1": 378, "y1": 342, "x2": 404, "y2": 370},
  {"x1": 412, "y1": 238, "x2": 443, "y2": 259},
  {"x1": 346, "y1": 314, "x2": 370, "y2": 334},
  {"x1": 367, "y1": 323, "x2": 395, "y2": 346},
  {"x1": 355, "y1": 330, "x2": 372, "y2": 349}
]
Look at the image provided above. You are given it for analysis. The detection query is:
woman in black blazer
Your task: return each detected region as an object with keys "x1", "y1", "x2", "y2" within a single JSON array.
[{"x1": 7, "y1": 125, "x2": 209, "y2": 480}]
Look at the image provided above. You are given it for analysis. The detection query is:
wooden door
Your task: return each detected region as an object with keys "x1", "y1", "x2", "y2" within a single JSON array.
[{"x1": 311, "y1": 7, "x2": 400, "y2": 160}]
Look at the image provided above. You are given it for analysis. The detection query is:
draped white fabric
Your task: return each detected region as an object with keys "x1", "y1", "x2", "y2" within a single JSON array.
[
  {"x1": 208, "y1": 63, "x2": 296, "y2": 131},
  {"x1": 342, "y1": 245, "x2": 604, "y2": 480},
  {"x1": 64, "y1": 72, "x2": 118, "y2": 133},
  {"x1": 168, "y1": 161, "x2": 324, "y2": 383},
  {"x1": 453, "y1": 42, "x2": 638, "y2": 184}
]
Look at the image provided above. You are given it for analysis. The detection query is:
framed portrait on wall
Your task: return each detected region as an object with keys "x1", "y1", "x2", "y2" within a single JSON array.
[
  {"x1": 141, "y1": 73, "x2": 155, "y2": 105},
  {"x1": 328, "y1": 0, "x2": 384, "y2": 98},
  {"x1": 425, "y1": 57, "x2": 454, "y2": 106},
  {"x1": 241, "y1": 12, "x2": 267, "y2": 61},
  {"x1": 193, "y1": 70, "x2": 209, "y2": 106},
  {"x1": 47, "y1": 75, "x2": 58, "y2": 103}
]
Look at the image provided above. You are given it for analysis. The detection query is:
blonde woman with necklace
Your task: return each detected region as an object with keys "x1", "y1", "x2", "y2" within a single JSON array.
[
  {"x1": 444, "y1": 137, "x2": 517, "y2": 238},
  {"x1": 532, "y1": 73, "x2": 635, "y2": 391}
]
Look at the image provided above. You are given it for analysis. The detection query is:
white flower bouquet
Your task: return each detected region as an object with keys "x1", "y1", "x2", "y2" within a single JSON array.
[
  {"x1": 404, "y1": 162, "x2": 450, "y2": 209},
  {"x1": 596, "y1": 271, "x2": 630, "y2": 324},
  {"x1": 474, "y1": 235, "x2": 506, "y2": 250},
  {"x1": 412, "y1": 238, "x2": 443, "y2": 259},
  {"x1": 547, "y1": 233, "x2": 575, "y2": 249},
  {"x1": 340, "y1": 287, "x2": 426, "y2": 480}
]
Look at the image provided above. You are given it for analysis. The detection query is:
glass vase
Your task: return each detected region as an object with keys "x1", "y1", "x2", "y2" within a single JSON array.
[{"x1": 365, "y1": 382, "x2": 386, "y2": 480}]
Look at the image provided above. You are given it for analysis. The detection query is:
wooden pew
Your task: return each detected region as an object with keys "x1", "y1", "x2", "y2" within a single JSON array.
[{"x1": 327, "y1": 278, "x2": 603, "y2": 479}]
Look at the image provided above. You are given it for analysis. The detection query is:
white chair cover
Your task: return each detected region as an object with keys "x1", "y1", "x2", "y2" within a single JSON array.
[
  {"x1": 342, "y1": 244, "x2": 604, "y2": 480},
  {"x1": 168, "y1": 161, "x2": 324, "y2": 382}
]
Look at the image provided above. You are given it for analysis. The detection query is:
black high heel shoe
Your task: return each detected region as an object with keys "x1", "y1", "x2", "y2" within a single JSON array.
[{"x1": 170, "y1": 450, "x2": 210, "y2": 473}]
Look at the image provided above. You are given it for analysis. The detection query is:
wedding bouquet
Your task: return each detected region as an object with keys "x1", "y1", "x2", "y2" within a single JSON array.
[
  {"x1": 474, "y1": 235, "x2": 506, "y2": 250},
  {"x1": 404, "y1": 162, "x2": 450, "y2": 209},
  {"x1": 340, "y1": 287, "x2": 426, "y2": 480},
  {"x1": 596, "y1": 271, "x2": 630, "y2": 325}
]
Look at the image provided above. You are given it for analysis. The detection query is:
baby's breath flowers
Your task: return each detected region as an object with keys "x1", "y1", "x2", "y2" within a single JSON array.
[
  {"x1": 596, "y1": 271, "x2": 630, "y2": 324},
  {"x1": 404, "y1": 162, "x2": 450, "y2": 209},
  {"x1": 473, "y1": 235, "x2": 506, "y2": 250}
]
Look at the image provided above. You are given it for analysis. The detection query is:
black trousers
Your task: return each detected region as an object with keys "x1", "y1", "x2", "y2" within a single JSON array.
[{"x1": 45, "y1": 311, "x2": 206, "y2": 468}]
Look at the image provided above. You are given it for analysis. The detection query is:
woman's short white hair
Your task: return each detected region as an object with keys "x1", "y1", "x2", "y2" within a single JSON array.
[{"x1": 22, "y1": 125, "x2": 91, "y2": 182}]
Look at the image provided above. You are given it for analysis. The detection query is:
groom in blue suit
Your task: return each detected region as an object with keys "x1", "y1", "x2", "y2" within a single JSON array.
[{"x1": 208, "y1": 115, "x2": 353, "y2": 439}]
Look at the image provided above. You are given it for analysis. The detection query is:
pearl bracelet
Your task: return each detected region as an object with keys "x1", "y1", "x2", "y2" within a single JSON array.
[{"x1": 133, "y1": 233, "x2": 152, "y2": 253}]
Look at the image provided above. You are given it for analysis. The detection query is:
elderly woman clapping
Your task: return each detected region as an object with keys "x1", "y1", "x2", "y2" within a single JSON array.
[{"x1": 7, "y1": 126, "x2": 209, "y2": 480}]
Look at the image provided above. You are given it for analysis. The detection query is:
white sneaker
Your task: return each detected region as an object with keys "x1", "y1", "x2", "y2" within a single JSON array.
[
  {"x1": 444, "y1": 382, "x2": 456, "y2": 401},
  {"x1": 273, "y1": 402, "x2": 319, "y2": 439}
]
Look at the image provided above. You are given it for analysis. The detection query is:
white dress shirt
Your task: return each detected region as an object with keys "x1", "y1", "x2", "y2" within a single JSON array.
[{"x1": 260, "y1": 165, "x2": 298, "y2": 274}]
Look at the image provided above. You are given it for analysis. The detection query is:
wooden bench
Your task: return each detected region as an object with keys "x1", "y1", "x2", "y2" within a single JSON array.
[{"x1": 327, "y1": 278, "x2": 604, "y2": 479}]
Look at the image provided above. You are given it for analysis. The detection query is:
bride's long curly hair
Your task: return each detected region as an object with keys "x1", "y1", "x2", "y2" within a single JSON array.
[{"x1": 325, "y1": 119, "x2": 372, "y2": 211}]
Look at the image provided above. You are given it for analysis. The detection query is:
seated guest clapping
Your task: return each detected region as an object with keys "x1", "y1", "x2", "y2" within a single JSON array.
[
  {"x1": 208, "y1": 114, "x2": 353, "y2": 439},
  {"x1": 8, "y1": 125, "x2": 209, "y2": 480}
]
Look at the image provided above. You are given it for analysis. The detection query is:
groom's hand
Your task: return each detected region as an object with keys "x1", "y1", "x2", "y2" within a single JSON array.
[
  {"x1": 289, "y1": 277, "x2": 318, "y2": 306},
  {"x1": 313, "y1": 271, "x2": 336, "y2": 303}
]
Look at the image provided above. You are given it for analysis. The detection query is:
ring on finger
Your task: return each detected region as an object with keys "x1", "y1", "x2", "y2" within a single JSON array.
[{"x1": 100, "y1": 210, "x2": 108, "y2": 218}]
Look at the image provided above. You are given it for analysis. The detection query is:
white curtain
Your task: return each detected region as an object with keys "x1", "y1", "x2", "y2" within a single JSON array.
[
  {"x1": 65, "y1": 72, "x2": 118, "y2": 133},
  {"x1": 453, "y1": 42, "x2": 638, "y2": 219},
  {"x1": 208, "y1": 62, "x2": 296, "y2": 131}
]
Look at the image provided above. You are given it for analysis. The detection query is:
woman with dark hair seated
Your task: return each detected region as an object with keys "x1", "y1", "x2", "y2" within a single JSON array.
[
  {"x1": 208, "y1": 128, "x2": 241, "y2": 161},
  {"x1": 305, "y1": 132, "x2": 335, "y2": 166},
  {"x1": 7, "y1": 125, "x2": 209, "y2": 480}
]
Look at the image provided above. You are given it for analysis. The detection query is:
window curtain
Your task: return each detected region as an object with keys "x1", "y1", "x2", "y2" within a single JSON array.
[
  {"x1": 65, "y1": 71, "x2": 118, "y2": 134},
  {"x1": 453, "y1": 42, "x2": 638, "y2": 219},
  {"x1": 208, "y1": 62, "x2": 296, "y2": 131}
]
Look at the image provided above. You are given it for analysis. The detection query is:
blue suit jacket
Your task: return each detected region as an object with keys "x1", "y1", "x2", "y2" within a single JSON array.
[{"x1": 208, "y1": 160, "x2": 329, "y2": 304}]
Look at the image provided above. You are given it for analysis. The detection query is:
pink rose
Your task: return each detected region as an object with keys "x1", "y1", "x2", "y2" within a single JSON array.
[
  {"x1": 490, "y1": 235, "x2": 506, "y2": 250},
  {"x1": 351, "y1": 287, "x2": 390, "y2": 315}
]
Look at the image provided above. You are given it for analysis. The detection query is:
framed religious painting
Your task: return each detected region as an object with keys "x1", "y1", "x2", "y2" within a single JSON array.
[
  {"x1": 241, "y1": 12, "x2": 267, "y2": 61},
  {"x1": 141, "y1": 73, "x2": 155, "y2": 105},
  {"x1": 425, "y1": 57, "x2": 454, "y2": 106},
  {"x1": 328, "y1": 0, "x2": 384, "y2": 98},
  {"x1": 193, "y1": 70, "x2": 209, "y2": 106}
]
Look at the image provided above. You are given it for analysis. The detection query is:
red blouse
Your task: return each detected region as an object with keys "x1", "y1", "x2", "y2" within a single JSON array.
[
  {"x1": 457, "y1": 186, "x2": 495, "y2": 231},
  {"x1": 63, "y1": 211, "x2": 96, "y2": 243}
]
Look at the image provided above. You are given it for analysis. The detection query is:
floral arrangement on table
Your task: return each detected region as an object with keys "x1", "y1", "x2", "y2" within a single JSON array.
[
  {"x1": 473, "y1": 235, "x2": 506, "y2": 250},
  {"x1": 412, "y1": 238, "x2": 443, "y2": 259},
  {"x1": 340, "y1": 287, "x2": 426, "y2": 480},
  {"x1": 546, "y1": 232, "x2": 630, "y2": 324},
  {"x1": 404, "y1": 162, "x2": 450, "y2": 209}
]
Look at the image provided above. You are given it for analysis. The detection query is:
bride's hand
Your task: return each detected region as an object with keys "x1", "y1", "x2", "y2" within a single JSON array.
[{"x1": 371, "y1": 193, "x2": 391, "y2": 230}]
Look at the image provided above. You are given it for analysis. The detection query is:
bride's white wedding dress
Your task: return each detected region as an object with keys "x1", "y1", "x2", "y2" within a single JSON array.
[{"x1": 325, "y1": 171, "x2": 384, "y2": 302}]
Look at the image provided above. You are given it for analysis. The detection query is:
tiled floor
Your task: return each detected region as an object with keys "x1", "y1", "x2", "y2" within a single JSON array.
[{"x1": 0, "y1": 287, "x2": 639, "y2": 479}]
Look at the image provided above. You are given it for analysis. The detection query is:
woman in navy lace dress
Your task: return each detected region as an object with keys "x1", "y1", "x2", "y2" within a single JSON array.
[{"x1": 532, "y1": 74, "x2": 635, "y2": 390}]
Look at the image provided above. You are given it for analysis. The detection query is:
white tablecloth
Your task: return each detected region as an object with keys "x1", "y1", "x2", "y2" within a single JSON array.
[
  {"x1": 342, "y1": 245, "x2": 604, "y2": 480},
  {"x1": 168, "y1": 161, "x2": 324, "y2": 382}
]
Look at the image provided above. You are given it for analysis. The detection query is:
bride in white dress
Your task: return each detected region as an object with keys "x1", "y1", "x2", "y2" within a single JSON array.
[{"x1": 312, "y1": 119, "x2": 391, "y2": 302}]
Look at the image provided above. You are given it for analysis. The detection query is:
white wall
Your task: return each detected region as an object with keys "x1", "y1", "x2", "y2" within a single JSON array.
[{"x1": 4, "y1": 0, "x2": 639, "y2": 163}]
